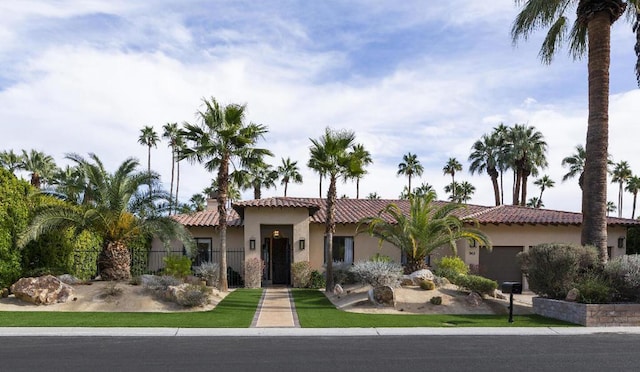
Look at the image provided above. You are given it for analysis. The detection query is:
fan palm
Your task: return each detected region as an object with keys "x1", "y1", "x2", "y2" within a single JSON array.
[
  {"x1": 505, "y1": 124, "x2": 548, "y2": 205},
  {"x1": 181, "y1": 97, "x2": 271, "y2": 291},
  {"x1": 308, "y1": 145, "x2": 328, "y2": 198},
  {"x1": 20, "y1": 149, "x2": 56, "y2": 189},
  {"x1": 358, "y1": 191, "x2": 491, "y2": 274},
  {"x1": 162, "y1": 122, "x2": 180, "y2": 214},
  {"x1": 19, "y1": 154, "x2": 192, "y2": 281},
  {"x1": 349, "y1": 144, "x2": 373, "y2": 199},
  {"x1": 0, "y1": 150, "x2": 24, "y2": 174},
  {"x1": 138, "y1": 126, "x2": 159, "y2": 178},
  {"x1": 511, "y1": 0, "x2": 639, "y2": 261},
  {"x1": 277, "y1": 157, "x2": 303, "y2": 197},
  {"x1": 397, "y1": 152, "x2": 423, "y2": 196},
  {"x1": 309, "y1": 127, "x2": 360, "y2": 291},
  {"x1": 443, "y1": 158, "x2": 463, "y2": 200},
  {"x1": 561, "y1": 145, "x2": 587, "y2": 189},
  {"x1": 625, "y1": 175, "x2": 640, "y2": 219},
  {"x1": 612, "y1": 160, "x2": 632, "y2": 217},
  {"x1": 534, "y1": 175, "x2": 555, "y2": 208},
  {"x1": 469, "y1": 134, "x2": 501, "y2": 206}
]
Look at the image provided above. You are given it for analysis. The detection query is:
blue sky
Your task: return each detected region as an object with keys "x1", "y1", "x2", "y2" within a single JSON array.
[{"x1": 2, "y1": 1, "x2": 639, "y2": 217}]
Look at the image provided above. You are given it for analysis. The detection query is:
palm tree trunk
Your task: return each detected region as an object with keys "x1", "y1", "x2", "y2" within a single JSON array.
[
  {"x1": 632, "y1": 193, "x2": 637, "y2": 219},
  {"x1": 175, "y1": 158, "x2": 180, "y2": 213},
  {"x1": 356, "y1": 178, "x2": 360, "y2": 199},
  {"x1": 169, "y1": 147, "x2": 175, "y2": 214},
  {"x1": 513, "y1": 170, "x2": 520, "y2": 205},
  {"x1": 254, "y1": 183, "x2": 261, "y2": 199},
  {"x1": 408, "y1": 175, "x2": 412, "y2": 196},
  {"x1": 325, "y1": 175, "x2": 337, "y2": 292},
  {"x1": 520, "y1": 172, "x2": 529, "y2": 206},
  {"x1": 490, "y1": 169, "x2": 500, "y2": 206},
  {"x1": 618, "y1": 183, "x2": 624, "y2": 218},
  {"x1": 218, "y1": 153, "x2": 230, "y2": 292},
  {"x1": 500, "y1": 170, "x2": 504, "y2": 205},
  {"x1": 284, "y1": 181, "x2": 288, "y2": 197},
  {"x1": 98, "y1": 241, "x2": 131, "y2": 281},
  {"x1": 319, "y1": 176, "x2": 322, "y2": 198},
  {"x1": 581, "y1": 10, "x2": 612, "y2": 263}
]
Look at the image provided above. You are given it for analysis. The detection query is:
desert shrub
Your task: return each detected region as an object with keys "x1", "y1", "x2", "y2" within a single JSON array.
[
  {"x1": 432, "y1": 276, "x2": 449, "y2": 287},
  {"x1": 291, "y1": 261, "x2": 312, "y2": 288},
  {"x1": 101, "y1": 282, "x2": 123, "y2": 298},
  {"x1": 455, "y1": 274, "x2": 497, "y2": 296},
  {"x1": 604, "y1": 254, "x2": 640, "y2": 302},
  {"x1": 419, "y1": 280, "x2": 435, "y2": 290},
  {"x1": 332, "y1": 261, "x2": 356, "y2": 285},
  {"x1": 517, "y1": 243, "x2": 598, "y2": 299},
  {"x1": 308, "y1": 270, "x2": 325, "y2": 289},
  {"x1": 163, "y1": 255, "x2": 192, "y2": 279},
  {"x1": 244, "y1": 258, "x2": 264, "y2": 288},
  {"x1": 576, "y1": 273, "x2": 613, "y2": 304},
  {"x1": 174, "y1": 284, "x2": 211, "y2": 307},
  {"x1": 349, "y1": 260, "x2": 403, "y2": 288},
  {"x1": 370, "y1": 253, "x2": 392, "y2": 263},
  {"x1": 195, "y1": 262, "x2": 220, "y2": 287},
  {"x1": 436, "y1": 256, "x2": 469, "y2": 276},
  {"x1": 430, "y1": 296, "x2": 442, "y2": 305},
  {"x1": 143, "y1": 275, "x2": 182, "y2": 292}
]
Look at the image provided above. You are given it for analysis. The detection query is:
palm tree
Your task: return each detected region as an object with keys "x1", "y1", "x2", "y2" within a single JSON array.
[
  {"x1": 0, "y1": 150, "x2": 24, "y2": 174},
  {"x1": 234, "y1": 156, "x2": 278, "y2": 199},
  {"x1": 492, "y1": 123, "x2": 511, "y2": 205},
  {"x1": 607, "y1": 201, "x2": 617, "y2": 216},
  {"x1": 527, "y1": 197, "x2": 544, "y2": 208},
  {"x1": 505, "y1": 124, "x2": 548, "y2": 206},
  {"x1": 358, "y1": 191, "x2": 491, "y2": 274},
  {"x1": 19, "y1": 154, "x2": 193, "y2": 281},
  {"x1": 20, "y1": 149, "x2": 56, "y2": 188},
  {"x1": 277, "y1": 157, "x2": 303, "y2": 197},
  {"x1": 626, "y1": 175, "x2": 640, "y2": 219},
  {"x1": 456, "y1": 181, "x2": 475, "y2": 203},
  {"x1": 309, "y1": 127, "x2": 360, "y2": 291},
  {"x1": 512, "y1": 0, "x2": 639, "y2": 262},
  {"x1": 162, "y1": 122, "x2": 180, "y2": 214},
  {"x1": 413, "y1": 182, "x2": 436, "y2": 199},
  {"x1": 612, "y1": 160, "x2": 633, "y2": 218},
  {"x1": 443, "y1": 158, "x2": 463, "y2": 200},
  {"x1": 308, "y1": 145, "x2": 327, "y2": 198},
  {"x1": 534, "y1": 175, "x2": 555, "y2": 208},
  {"x1": 49, "y1": 164, "x2": 86, "y2": 204},
  {"x1": 181, "y1": 97, "x2": 271, "y2": 291},
  {"x1": 137, "y1": 126, "x2": 159, "y2": 178},
  {"x1": 469, "y1": 134, "x2": 501, "y2": 206},
  {"x1": 349, "y1": 144, "x2": 373, "y2": 199},
  {"x1": 397, "y1": 152, "x2": 423, "y2": 196},
  {"x1": 561, "y1": 145, "x2": 587, "y2": 189},
  {"x1": 366, "y1": 192, "x2": 381, "y2": 200}
]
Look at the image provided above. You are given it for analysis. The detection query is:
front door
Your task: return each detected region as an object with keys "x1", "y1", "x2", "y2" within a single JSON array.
[{"x1": 271, "y1": 238, "x2": 290, "y2": 285}]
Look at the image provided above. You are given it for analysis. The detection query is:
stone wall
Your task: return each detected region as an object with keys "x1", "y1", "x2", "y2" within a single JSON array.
[{"x1": 533, "y1": 297, "x2": 640, "y2": 326}]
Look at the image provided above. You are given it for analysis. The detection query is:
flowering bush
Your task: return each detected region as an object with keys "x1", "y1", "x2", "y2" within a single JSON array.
[{"x1": 349, "y1": 260, "x2": 403, "y2": 288}]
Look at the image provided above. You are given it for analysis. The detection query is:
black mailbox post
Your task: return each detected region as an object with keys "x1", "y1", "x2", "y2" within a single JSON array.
[{"x1": 501, "y1": 281, "x2": 522, "y2": 323}]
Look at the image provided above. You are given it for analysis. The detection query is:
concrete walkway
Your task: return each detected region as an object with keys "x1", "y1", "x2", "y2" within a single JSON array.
[{"x1": 251, "y1": 287, "x2": 299, "y2": 328}]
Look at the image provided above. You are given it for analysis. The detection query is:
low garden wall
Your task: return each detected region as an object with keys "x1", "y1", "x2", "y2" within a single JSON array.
[{"x1": 533, "y1": 297, "x2": 640, "y2": 326}]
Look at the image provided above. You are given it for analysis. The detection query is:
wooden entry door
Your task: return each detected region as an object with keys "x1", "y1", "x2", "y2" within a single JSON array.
[{"x1": 271, "y1": 238, "x2": 290, "y2": 285}]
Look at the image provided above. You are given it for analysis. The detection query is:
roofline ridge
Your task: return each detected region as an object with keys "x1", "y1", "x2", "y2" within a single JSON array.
[{"x1": 464, "y1": 204, "x2": 504, "y2": 219}]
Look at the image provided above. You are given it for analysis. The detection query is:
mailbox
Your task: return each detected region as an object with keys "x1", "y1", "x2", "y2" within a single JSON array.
[{"x1": 501, "y1": 281, "x2": 522, "y2": 294}]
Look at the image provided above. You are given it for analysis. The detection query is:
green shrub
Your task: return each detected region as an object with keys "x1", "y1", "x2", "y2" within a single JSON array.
[
  {"x1": 419, "y1": 280, "x2": 435, "y2": 290},
  {"x1": 576, "y1": 273, "x2": 613, "y2": 304},
  {"x1": 370, "y1": 253, "x2": 392, "y2": 263},
  {"x1": 308, "y1": 270, "x2": 325, "y2": 289},
  {"x1": 604, "y1": 254, "x2": 640, "y2": 302},
  {"x1": 517, "y1": 243, "x2": 598, "y2": 299},
  {"x1": 430, "y1": 296, "x2": 442, "y2": 305},
  {"x1": 0, "y1": 169, "x2": 31, "y2": 288},
  {"x1": 455, "y1": 274, "x2": 497, "y2": 296},
  {"x1": 163, "y1": 255, "x2": 192, "y2": 279},
  {"x1": 174, "y1": 284, "x2": 211, "y2": 307},
  {"x1": 436, "y1": 256, "x2": 469, "y2": 276},
  {"x1": 291, "y1": 261, "x2": 312, "y2": 288}
]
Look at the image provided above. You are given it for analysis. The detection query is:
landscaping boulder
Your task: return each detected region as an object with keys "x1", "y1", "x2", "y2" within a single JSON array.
[
  {"x1": 57, "y1": 274, "x2": 81, "y2": 285},
  {"x1": 400, "y1": 275, "x2": 415, "y2": 286},
  {"x1": 566, "y1": 288, "x2": 580, "y2": 302},
  {"x1": 369, "y1": 285, "x2": 395, "y2": 307},
  {"x1": 333, "y1": 284, "x2": 344, "y2": 295},
  {"x1": 410, "y1": 269, "x2": 434, "y2": 285},
  {"x1": 466, "y1": 292, "x2": 483, "y2": 306},
  {"x1": 10, "y1": 275, "x2": 75, "y2": 305},
  {"x1": 1, "y1": 287, "x2": 8, "y2": 298}
]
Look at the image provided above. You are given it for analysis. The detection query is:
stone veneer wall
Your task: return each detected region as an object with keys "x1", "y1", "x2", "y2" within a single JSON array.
[{"x1": 533, "y1": 297, "x2": 640, "y2": 326}]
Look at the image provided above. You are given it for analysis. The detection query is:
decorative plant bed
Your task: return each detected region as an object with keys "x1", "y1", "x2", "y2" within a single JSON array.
[{"x1": 533, "y1": 297, "x2": 640, "y2": 326}]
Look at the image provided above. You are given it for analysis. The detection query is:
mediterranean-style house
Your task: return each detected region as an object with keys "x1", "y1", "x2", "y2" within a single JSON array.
[{"x1": 153, "y1": 197, "x2": 640, "y2": 288}]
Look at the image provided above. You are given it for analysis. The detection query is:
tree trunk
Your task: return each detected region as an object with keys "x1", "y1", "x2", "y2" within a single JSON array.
[
  {"x1": 284, "y1": 181, "x2": 288, "y2": 197},
  {"x1": 491, "y1": 175, "x2": 501, "y2": 206},
  {"x1": 581, "y1": 10, "x2": 613, "y2": 263},
  {"x1": 632, "y1": 193, "x2": 637, "y2": 219},
  {"x1": 404, "y1": 256, "x2": 427, "y2": 274},
  {"x1": 325, "y1": 175, "x2": 337, "y2": 292},
  {"x1": 98, "y1": 241, "x2": 131, "y2": 281},
  {"x1": 520, "y1": 171, "x2": 530, "y2": 206},
  {"x1": 218, "y1": 153, "x2": 230, "y2": 291},
  {"x1": 408, "y1": 175, "x2": 412, "y2": 196},
  {"x1": 319, "y1": 176, "x2": 322, "y2": 198},
  {"x1": 356, "y1": 178, "x2": 360, "y2": 199},
  {"x1": 618, "y1": 183, "x2": 624, "y2": 218},
  {"x1": 175, "y1": 158, "x2": 180, "y2": 213},
  {"x1": 254, "y1": 183, "x2": 261, "y2": 199},
  {"x1": 169, "y1": 147, "x2": 175, "y2": 214},
  {"x1": 513, "y1": 170, "x2": 521, "y2": 205}
]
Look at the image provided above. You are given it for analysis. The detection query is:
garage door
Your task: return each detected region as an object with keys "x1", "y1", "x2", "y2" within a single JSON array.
[{"x1": 479, "y1": 246, "x2": 523, "y2": 285}]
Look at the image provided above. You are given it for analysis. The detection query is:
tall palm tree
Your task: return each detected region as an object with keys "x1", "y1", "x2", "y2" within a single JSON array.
[
  {"x1": 492, "y1": 123, "x2": 511, "y2": 205},
  {"x1": 469, "y1": 134, "x2": 501, "y2": 206},
  {"x1": 413, "y1": 182, "x2": 436, "y2": 199},
  {"x1": 19, "y1": 154, "x2": 193, "y2": 280},
  {"x1": 0, "y1": 150, "x2": 24, "y2": 174},
  {"x1": 308, "y1": 145, "x2": 327, "y2": 198},
  {"x1": 277, "y1": 157, "x2": 303, "y2": 197},
  {"x1": 457, "y1": 181, "x2": 475, "y2": 204},
  {"x1": 309, "y1": 127, "x2": 359, "y2": 291},
  {"x1": 625, "y1": 175, "x2": 640, "y2": 219},
  {"x1": 561, "y1": 145, "x2": 587, "y2": 189},
  {"x1": 137, "y1": 126, "x2": 159, "y2": 178},
  {"x1": 534, "y1": 175, "x2": 555, "y2": 208},
  {"x1": 527, "y1": 197, "x2": 544, "y2": 208},
  {"x1": 234, "y1": 156, "x2": 278, "y2": 199},
  {"x1": 349, "y1": 144, "x2": 373, "y2": 199},
  {"x1": 512, "y1": 0, "x2": 639, "y2": 262},
  {"x1": 505, "y1": 124, "x2": 548, "y2": 206},
  {"x1": 358, "y1": 191, "x2": 491, "y2": 274},
  {"x1": 20, "y1": 149, "x2": 56, "y2": 189},
  {"x1": 443, "y1": 158, "x2": 463, "y2": 200},
  {"x1": 181, "y1": 97, "x2": 271, "y2": 291},
  {"x1": 162, "y1": 122, "x2": 180, "y2": 214},
  {"x1": 611, "y1": 160, "x2": 632, "y2": 218},
  {"x1": 397, "y1": 152, "x2": 423, "y2": 196},
  {"x1": 607, "y1": 201, "x2": 617, "y2": 216},
  {"x1": 366, "y1": 192, "x2": 381, "y2": 200}
]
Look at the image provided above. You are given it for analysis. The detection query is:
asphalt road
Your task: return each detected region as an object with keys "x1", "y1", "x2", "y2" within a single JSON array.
[{"x1": 1, "y1": 334, "x2": 639, "y2": 372}]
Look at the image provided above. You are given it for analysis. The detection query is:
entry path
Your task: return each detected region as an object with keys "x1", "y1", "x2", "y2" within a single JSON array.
[{"x1": 251, "y1": 287, "x2": 299, "y2": 328}]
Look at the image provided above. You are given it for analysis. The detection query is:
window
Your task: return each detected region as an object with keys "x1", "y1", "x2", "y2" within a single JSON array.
[
  {"x1": 193, "y1": 238, "x2": 212, "y2": 266},
  {"x1": 324, "y1": 236, "x2": 354, "y2": 263}
]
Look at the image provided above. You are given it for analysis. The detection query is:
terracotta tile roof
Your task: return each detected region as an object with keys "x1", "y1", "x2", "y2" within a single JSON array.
[
  {"x1": 172, "y1": 209, "x2": 242, "y2": 227},
  {"x1": 173, "y1": 197, "x2": 640, "y2": 227}
]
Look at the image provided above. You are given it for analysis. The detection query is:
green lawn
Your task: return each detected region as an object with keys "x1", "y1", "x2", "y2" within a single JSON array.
[
  {"x1": 292, "y1": 289, "x2": 575, "y2": 328},
  {"x1": 0, "y1": 289, "x2": 262, "y2": 328}
]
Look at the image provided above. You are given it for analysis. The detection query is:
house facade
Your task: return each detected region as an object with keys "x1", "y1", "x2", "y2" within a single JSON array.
[{"x1": 155, "y1": 197, "x2": 639, "y2": 288}]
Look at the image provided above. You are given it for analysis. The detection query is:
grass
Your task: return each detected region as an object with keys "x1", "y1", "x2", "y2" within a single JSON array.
[
  {"x1": 0, "y1": 289, "x2": 262, "y2": 328},
  {"x1": 292, "y1": 289, "x2": 576, "y2": 328}
]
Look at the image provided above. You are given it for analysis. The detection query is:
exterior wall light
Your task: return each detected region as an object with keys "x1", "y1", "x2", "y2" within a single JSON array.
[
  {"x1": 299, "y1": 239, "x2": 305, "y2": 250},
  {"x1": 618, "y1": 237, "x2": 625, "y2": 249},
  {"x1": 249, "y1": 239, "x2": 256, "y2": 250}
]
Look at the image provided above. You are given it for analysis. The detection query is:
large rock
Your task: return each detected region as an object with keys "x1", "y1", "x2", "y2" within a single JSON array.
[
  {"x1": 466, "y1": 292, "x2": 483, "y2": 306},
  {"x1": 566, "y1": 288, "x2": 580, "y2": 302},
  {"x1": 10, "y1": 275, "x2": 75, "y2": 305},
  {"x1": 410, "y1": 269, "x2": 434, "y2": 285},
  {"x1": 370, "y1": 285, "x2": 395, "y2": 307}
]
